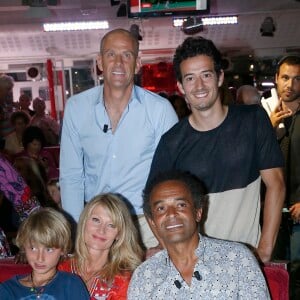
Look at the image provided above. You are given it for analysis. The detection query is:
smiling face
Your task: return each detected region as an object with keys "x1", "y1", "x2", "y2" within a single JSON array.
[
  {"x1": 84, "y1": 204, "x2": 119, "y2": 253},
  {"x1": 97, "y1": 31, "x2": 141, "y2": 91},
  {"x1": 276, "y1": 63, "x2": 300, "y2": 103},
  {"x1": 24, "y1": 241, "x2": 62, "y2": 278},
  {"x1": 177, "y1": 55, "x2": 224, "y2": 112},
  {"x1": 149, "y1": 180, "x2": 202, "y2": 247}
]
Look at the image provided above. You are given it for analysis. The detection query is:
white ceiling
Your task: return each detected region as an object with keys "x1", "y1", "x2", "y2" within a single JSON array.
[{"x1": 0, "y1": 0, "x2": 299, "y2": 69}]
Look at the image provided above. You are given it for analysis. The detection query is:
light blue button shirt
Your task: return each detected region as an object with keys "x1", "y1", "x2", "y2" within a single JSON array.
[{"x1": 60, "y1": 85, "x2": 178, "y2": 221}]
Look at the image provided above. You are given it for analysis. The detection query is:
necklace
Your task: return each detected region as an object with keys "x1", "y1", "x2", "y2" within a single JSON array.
[{"x1": 30, "y1": 271, "x2": 57, "y2": 299}]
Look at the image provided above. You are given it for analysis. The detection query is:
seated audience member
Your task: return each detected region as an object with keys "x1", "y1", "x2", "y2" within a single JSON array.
[
  {"x1": 47, "y1": 179, "x2": 61, "y2": 208},
  {"x1": 128, "y1": 171, "x2": 270, "y2": 299},
  {"x1": 31, "y1": 97, "x2": 60, "y2": 146},
  {"x1": 0, "y1": 74, "x2": 15, "y2": 141},
  {"x1": 168, "y1": 94, "x2": 190, "y2": 119},
  {"x1": 4, "y1": 111, "x2": 30, "y2": 155},
  {"x1": 18, "y1": 94, "x2": 35, "y2": 117},
  {"x1": 13, "y1": 157, "x2": 57, "y2": 209},
  {"x1": 0, "y1": 154, "x2": 39, "y2": 223},
  {"x1": 0, "y1": 208, "x2": 90, "y2": 299},
  {"x1": 16, "y1": 126, "x2": 59, "y2": 181},
  {"x1": 0, "y1": 226, "x2": 11, "y2": 258},
  {"x1": 58, "y1": 193, "x2": 143, "y2": 299},
  {"x1": 236, "y1": 85, "x2": 261, "y2": 105}
]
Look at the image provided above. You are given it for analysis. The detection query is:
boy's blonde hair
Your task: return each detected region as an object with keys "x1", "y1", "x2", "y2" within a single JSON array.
[{"x1": 16, "y1": 208, "x2": 71, "y2": 254}]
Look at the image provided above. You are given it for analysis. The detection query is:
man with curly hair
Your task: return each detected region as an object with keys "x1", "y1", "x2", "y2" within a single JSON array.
[{"x1": 147, "y1": 36, "x2": 285, "y2": 263}]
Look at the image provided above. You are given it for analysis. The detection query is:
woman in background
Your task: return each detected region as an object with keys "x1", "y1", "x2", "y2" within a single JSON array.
[
  {"x1": 4, "y1": 111, "x2": 30, "y2": 156},
  {"x1": 15, "y1": 125, "x2": 58, "y2": 181}
]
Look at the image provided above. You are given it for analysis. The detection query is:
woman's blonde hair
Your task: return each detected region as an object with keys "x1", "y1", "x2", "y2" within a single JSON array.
[
  {"x1": 75, "y1": 193, "x2": 143, "y2": 282},
  {"x1": 16, "y1": 207, "x2": 71, "y2": 255}
]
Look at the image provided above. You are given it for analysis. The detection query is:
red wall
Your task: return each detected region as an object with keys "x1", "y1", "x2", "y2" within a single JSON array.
[{"x1": 141, "y1": 62, "x2": 177, "y2": 95}]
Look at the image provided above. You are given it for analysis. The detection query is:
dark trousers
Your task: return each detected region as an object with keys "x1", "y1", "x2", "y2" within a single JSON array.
[{"x1": 273, "y1": 213, "x2": 300, "y2": 300}]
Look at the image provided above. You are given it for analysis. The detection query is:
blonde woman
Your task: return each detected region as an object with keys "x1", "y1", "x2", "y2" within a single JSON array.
[{"x1": 58, "y1": 193, "x2": 143, "y2": 299}]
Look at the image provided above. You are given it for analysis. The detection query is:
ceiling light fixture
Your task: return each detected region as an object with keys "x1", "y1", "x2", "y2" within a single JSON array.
[
  {"x1": 202, "y1": 16, "x2": 238, "y2": 25},
  {"x1": 173, "y1": 16, "x2": 238, "y2": 27},
  {"x1": 43, "y1": 21, "x2": 109, "y2": 32},
  {"x1": 261, "y1": 82, "x2": 275, "y2": 87},
  {"x1": 129, "y1": 24, "x2": 143, "y2": 41},
  {"x1": 182, "y1": 17, "x2": 203, "y2": 35},
  {"x1": 260, "y1": 17, "x2": 276, "y2": 37}
]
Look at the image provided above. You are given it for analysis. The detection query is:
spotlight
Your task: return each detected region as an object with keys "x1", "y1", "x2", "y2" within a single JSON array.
[
  {"x1": 260, "y1": 17, "x2": 276, "y2": 37},
  {"x1": 117, "y1": 3, "x2": 127, "y2": 17},
  {"x1": 111, "y1": 0, "x2": 120, "y2": 6},
  {"x1": 130, "y1": 24, "x2": 143, "y2": 41},
  {"x1": 181, "y1": 17, "x2": 203, "y2": 35}
]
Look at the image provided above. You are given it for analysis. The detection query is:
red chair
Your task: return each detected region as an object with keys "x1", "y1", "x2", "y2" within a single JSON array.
[
  {"x1": 0, "y1": 258, "x2": 32, "y2": 282},
  {"x1": 43, "y1": 146, "x2": 60, "y2": 169},
  {"x1": 263, "y1": 263, "x2": 289, "y2": 300}
]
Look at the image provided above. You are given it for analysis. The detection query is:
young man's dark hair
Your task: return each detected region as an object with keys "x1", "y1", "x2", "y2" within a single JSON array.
[
  {"x1": 173, "y1": 36, "x2": 223, "y2": 83},
  {"x1": 143, "y1": 170, "x2": 206, "y2": 218},
  {"x1": 276, "y1": 54, "x2": 300, "y2": 75}
]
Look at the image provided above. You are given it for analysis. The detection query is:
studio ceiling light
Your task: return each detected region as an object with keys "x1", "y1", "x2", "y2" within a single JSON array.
[
  {"x1": 173, "y1": 16, "x2": 238, "y2": 27},
  {"x1": 260, "y1": 17, "x2": 276, "y2": 37},
  {"x1": 43, "y1": 21, "x2": 109, "y2": 32},
  {"x1": 202, "y1": 16, "x2": 238, "y2": 25},
  {"x1": 182, "y1": 17, "x2": 203, "y2": 35}
]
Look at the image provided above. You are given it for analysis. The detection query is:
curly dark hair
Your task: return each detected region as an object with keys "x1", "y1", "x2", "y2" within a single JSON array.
[
  {"x1": 22, "y1": 126, "x2": 46, "y2": 149},
  {"x1": 173, "y1": 36, "x2": 223, "y2": 83},
  {"x1": 143, "y1": 170, "x2": 207, "y2": 218}
]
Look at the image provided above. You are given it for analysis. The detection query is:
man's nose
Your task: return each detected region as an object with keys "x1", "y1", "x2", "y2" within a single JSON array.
[
  {"x1": 115, "y1": 54, "x2": 123, "y2": 64},
  {"x1": 166, "y1": 206, "x2": 177, "y2": 217},
  {"x1": 195, "y1": 76, "x2": 204, "y2": 88}
]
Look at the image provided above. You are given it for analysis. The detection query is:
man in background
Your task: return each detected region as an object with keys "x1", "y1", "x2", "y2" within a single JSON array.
[
  {"x1": 0, "y1": 74, "x2": 15, "y2": 148},
  {"x1": 18, "y1": 94, "x2": 35, "y2": 117},
  {"x1": 236, "y1": 84, "x2": 261, "y2": 105},
  {"x1": 269, "y1": 55, "x2": 300, "y2": 300}
]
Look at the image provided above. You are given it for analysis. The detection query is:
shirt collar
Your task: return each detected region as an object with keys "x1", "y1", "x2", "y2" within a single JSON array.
[{"x1": 162, "y1": 234, "x2": 205, "y2": 267}]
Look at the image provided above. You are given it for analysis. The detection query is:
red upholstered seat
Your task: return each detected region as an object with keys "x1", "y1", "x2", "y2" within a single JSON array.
[
  {"x1": 263, "y1": 264, "x2": 289, "y2": 300},
  {"x1": 0, "y1": 258, "x2": 32, "y2": 282},
  {"x1": 43, "y1": 146, "x2": 60, "y2": 169}
]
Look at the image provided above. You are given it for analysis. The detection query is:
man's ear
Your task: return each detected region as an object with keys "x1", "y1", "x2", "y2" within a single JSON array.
[
  {"x1": 275, "y1": 73, "x2": 278, "y2": 85},
  {"x1": 177, "y1": 81, "x2": 185, "y2": 95},
  {"x1": 135, "y1": 56, "x2": 142, "y2": 74},
  {"x1": 147, "y1": 216, "x2": 156, "y2": 228},
  {"x1": 195, "y1": 208, "x2": 202, "y2": 223},
  {"x1": 218, "y1": 70, "x2": 224, "y2": 87},
  {"x1": 96, "y1": 54, "x2": 103, "y2": 72}
]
